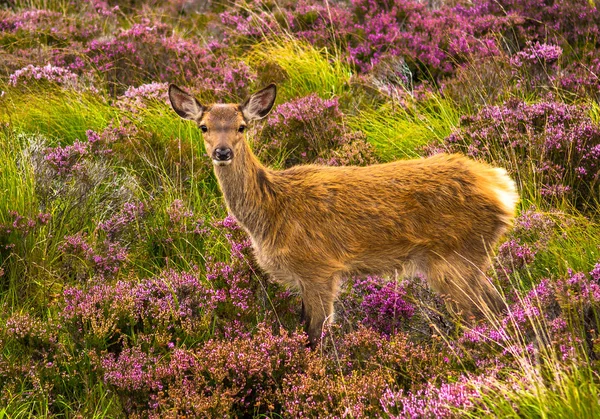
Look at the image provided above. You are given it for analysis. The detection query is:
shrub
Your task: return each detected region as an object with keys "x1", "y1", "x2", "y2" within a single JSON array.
[
  {"x1": 0, "y1": 7, "x2": 106, "y2": 46},
  {"x1": 0, "y1": 5, "x2": 115, "y2": 76},
  {"x1": 441, "y1": 100, "x2": 600, "y2": 209},
  {"x1": 257, "y1": 93, "x2": 377, "y2": 167},
  {"x1": 556, "y1": 50, "x2": 600, "y2": 102},
  {"x1": 96, "y1": 326, "x2": 311, "y2": 417},
  {"x1": 381, "y1": 375, "x2": 487, "y2": 418},
  {"x1": 509, "y1": 41, "x2": 563, "y2": 93},
  {"x1": 346, "y1": 0, "x2": 500, "y2": 78},
  {"x1": 223, "y1": 0, "x2": 501, "y2": 80},
  {"x1": 116, "y1": 82, "x2": 169, "y2": 113},
  {"x1": 466, "y1": 0, "x2": 600, "y2": 48},
  {"x1": 8, "y1": 63, "x2": 98, "y2": 93},
  {"x1": 59, "y1": 20, "x2": 255, "y2": 97},
  {"x1": 459, "y1": 262, "x2": 600, "y2": 369},
  {"x1": 343, "y1": 276, "x2": 414, "y2": 336}
]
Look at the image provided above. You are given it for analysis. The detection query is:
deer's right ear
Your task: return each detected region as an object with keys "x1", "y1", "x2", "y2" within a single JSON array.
[{"x1": 168, "y1": 84, "x2": 204, "y2": 120}]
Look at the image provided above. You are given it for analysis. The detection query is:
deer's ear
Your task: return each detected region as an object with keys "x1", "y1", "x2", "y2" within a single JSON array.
[
  {"x1": 169, "y1": 84, "x2": 204, "y2": 120},
  {"x1": 241, "y1": 84, "x2": 276, "y2": 121}
]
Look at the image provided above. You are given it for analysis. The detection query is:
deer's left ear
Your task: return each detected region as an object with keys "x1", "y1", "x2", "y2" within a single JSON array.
[
  {"x1": 241, "y1": 84, "x2": 276, "y2": 121},
  {"x1": 169, "y1": 84, "x2": 204, "y2": 120}
]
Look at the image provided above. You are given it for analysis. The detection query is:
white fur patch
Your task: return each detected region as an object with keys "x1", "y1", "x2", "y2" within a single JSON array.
[
  {"x1": 491, "y1": 168, "x2": 519, "y2": 216},
  {"x1": 213, "y1": 159, "x2": 232, "y2": 166}
]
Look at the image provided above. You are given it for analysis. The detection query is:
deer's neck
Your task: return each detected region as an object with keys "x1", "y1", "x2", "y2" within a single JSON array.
[{"x1": 213, "y1": 142, "x2": 274, "y2": 241}]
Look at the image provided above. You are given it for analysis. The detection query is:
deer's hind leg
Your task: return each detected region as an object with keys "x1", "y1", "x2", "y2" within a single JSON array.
[{"x1": 426, "y1": 257, "x2": 504, "y2": 320}]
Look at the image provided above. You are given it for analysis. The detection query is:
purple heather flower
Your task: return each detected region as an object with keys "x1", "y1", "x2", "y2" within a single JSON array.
[
  {"x1": 510, "y1": 42, "x2": 562, "y2": 67},
  {"x1": 381, "y1": 375, "x2": 486, "y2": 418},
  {"x1": 590, "y1": 263, "x2": 600, "y2": 282}
]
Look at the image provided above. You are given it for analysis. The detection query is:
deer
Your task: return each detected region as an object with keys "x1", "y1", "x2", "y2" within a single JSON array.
[{"x1": 168, "y1": 83, "x2": 519, "y2": 348}]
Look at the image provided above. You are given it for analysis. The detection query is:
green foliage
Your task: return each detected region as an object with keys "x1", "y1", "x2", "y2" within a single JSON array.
[
  {"x1": 347, "y1": 94, "x2": 460, "y2": 160},
  {"x1": 530, "y1": 215, "x2": 600, "y2": 277},
  {"x1": 1, "y1": 86, "x2": 118, "y2": 145},
  {"x1": 0, "y1": 129, "x2": 36, "y2": 222},
  {"x1": 248, "y1": 38, "x2": 352, "y2": 101},
  {"x1": 473, "y1": 363, "x2": 600, "y2": 418},
  {"x1": 9, "y1": 0, "x2": 73, "y2": 12}
]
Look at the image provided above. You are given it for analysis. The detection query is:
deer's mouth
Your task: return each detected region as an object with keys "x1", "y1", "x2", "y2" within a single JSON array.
[{"x1": 213, "y1": 159, "x2": 233, "y2": 167}]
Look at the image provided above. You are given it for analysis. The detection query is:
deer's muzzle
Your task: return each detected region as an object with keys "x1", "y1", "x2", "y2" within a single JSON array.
[{"x1": 213, "y1": 147, "x2": 233, "y2": 166}]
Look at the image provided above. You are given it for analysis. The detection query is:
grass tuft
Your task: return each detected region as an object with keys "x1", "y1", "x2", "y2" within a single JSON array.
[
  {"x1": 1, "y1": 85, "x2": 118, "y2": 145},
  {"x1": 247, "y1": 38, "x2": 352, "y2": 101},
  {"x1": 347, "y1": 94, "x2": 460, "y2": 160}
]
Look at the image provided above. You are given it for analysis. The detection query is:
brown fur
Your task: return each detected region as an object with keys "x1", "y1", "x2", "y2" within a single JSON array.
[{"x1": 169, "y1": 84, "x2": 519, "y2": 348}]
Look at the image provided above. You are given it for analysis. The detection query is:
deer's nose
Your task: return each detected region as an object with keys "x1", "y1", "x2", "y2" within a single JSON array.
[{"x1": 213, "y1": 148, "x2": 233, "y2": 161}]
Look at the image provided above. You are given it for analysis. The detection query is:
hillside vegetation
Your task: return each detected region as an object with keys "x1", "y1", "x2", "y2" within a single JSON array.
[{"x1": 1, "y1": 0, "x2": 599, "y2": 417}]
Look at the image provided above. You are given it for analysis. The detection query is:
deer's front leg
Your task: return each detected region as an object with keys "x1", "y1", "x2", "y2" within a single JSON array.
[
  {"x1": 300, "y1": 273, "x2": 341, "y2": 349},
  {"x1": 300, "y1": 300, "x2": 306, "y2": 324}
]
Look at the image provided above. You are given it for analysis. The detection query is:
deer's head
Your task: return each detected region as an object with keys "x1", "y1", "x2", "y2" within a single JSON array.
[{"x1": 168, "y1": 84, "x2": 277, "y2": 166}]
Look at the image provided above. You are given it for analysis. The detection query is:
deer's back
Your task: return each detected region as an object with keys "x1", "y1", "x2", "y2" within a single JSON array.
[{"x1": 255, "y1": 153, "x2": 516, "y2": 277}]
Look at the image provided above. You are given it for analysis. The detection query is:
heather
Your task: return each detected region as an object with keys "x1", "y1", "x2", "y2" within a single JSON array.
[
  {"x1": 440, "y1": 100, "x2": 600, "y2": 209},
  {"x1": 1, "y1": 0, "x2": 600, "y2": 417}
]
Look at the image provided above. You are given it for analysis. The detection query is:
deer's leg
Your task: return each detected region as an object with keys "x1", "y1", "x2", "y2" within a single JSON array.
[
  {"x1": 464, "y1": 269, "x2": 505, "y2": 318},
  {"x1": 302, "y1": 290, "x2": 334, "y2": 349},
  {"x1": 300, "y1": 273, "x2": 341, "y2": 349},
  {"x1": 427, "y1": 258, "x2": 504, "y2": 320},
  {"x1": 300, "y1": 300, "x2": 306, "y2": 324},
  {"x1": 268, "y1": 270, "x2": 308, "y2": 325}
]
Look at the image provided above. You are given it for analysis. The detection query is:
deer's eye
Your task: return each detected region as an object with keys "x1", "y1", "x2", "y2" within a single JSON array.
[
  {"x1": 200, "y1": 125, "x2": 208, "y2": 133},
  {"x1": 238, "y1": 125, "x2": 246, "y2": 133}
]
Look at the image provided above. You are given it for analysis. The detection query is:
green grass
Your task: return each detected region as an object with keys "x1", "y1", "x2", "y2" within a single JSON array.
[
  {"x1": 0, "y1": 87, "x2": 229, "y2": 305},
  {"x1": 0, "y1": 397, "x2": 49, "y2": 419},
  {"x1": 0, "y1": 129, "x2": 37, "y2": 223},
  {"x1": 530, "y1": 214, "x2": 600, "y2": 278},
  {"x1": 468, "y1": 352, "x2": 600, "y2": 418},
  {"x1": 347, "y1": 94, "x2": 461, "y2": 161},
  {"x1": 0, "y1": 380, "x2": 120, "y2": 419},
  {"x1": 118, "y1": 100, "x2": 233, "y2": 269},
  {"x1": 453, "y1": 237, "x2": 600, "y2": 417},
  {"x1": 1, "y1": 85, "x2": 120, "y2": 145},
  {"x1": 0, "y1": 129, "x2": 43, "y2": 306},
  {"x1": 9, "y1": 0, "x2": 73, "y2": 13},
  {"x1": 590, "y1": 101, "x2": 600, "y2": 125},
  {"x1": 247, "y1": 38, "x2": 352, "y2": 101},
  {"x1": 133, "y1": 99, "x2": 204, "y2": 145}
]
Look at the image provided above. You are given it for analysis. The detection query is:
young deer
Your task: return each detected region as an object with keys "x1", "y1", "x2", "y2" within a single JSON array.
[{"x1": 169, "y1": 84, "x2": 519, "y2": 348}]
